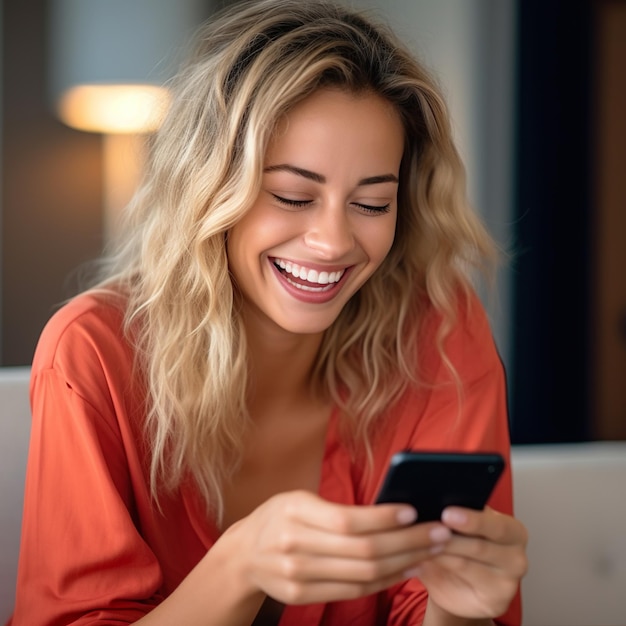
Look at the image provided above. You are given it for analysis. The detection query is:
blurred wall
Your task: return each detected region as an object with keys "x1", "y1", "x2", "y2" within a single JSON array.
[
  {"x1": 0, "y1": 0, "x2": 216, "y2": 366},
  {"x1": 1, "y1": 0, "x2": 104, "y2": 366},
  {"x1": 591, "y1": 1, "x2": 626, "y2": 439}
]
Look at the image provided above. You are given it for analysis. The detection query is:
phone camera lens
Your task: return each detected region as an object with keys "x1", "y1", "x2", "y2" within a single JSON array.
[{"x1": 487, "y1": 465, "x2": 495, "y2": 473}]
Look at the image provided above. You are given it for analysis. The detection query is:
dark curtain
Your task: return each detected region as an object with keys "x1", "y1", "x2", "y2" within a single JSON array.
[{"x1": 510, "y1": 0, "x2": 594, "y2": 443}]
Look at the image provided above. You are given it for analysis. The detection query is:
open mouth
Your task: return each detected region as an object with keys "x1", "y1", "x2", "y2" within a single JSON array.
[{"x1": 271, "y1": 257, "x2": 346, "y2": 292}]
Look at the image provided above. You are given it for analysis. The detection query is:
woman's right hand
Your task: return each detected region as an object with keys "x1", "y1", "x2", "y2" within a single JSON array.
[{"x1": 221, "y1": 490, "x2": 452, "y2": 605}]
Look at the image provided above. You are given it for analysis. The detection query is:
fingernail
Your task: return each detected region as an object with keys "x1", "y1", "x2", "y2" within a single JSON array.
[
  {"x1": 430, "y1": 543, "x2": 445, "y2": 555},
  {"x1": 396, "y1": 507, "x2": 418, "y2": 525},
  {"x1": 442, "y1": 508, "x2": 467, "y2": 525},
  {"x1": 429, "y1": 526, "x2": 451, "y2": 543}
]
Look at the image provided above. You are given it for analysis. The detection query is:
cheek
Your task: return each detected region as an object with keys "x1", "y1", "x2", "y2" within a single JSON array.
[
  {"x1": 226, "y1": 221, "x2": 256, "y2": 280},
  {"x1": 227, "y1": 208, "x2": 271, "y2": 263},
  {"x1": 236, "y1": 203, "x2": 299, "y2": 246},
  {"x1": 364, "y1": 216, "x2": 397, "y2": 265}
]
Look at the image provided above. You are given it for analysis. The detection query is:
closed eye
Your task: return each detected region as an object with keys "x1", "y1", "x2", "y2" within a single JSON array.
[
  {"x1": 271, "y1": 193, "x2": 390, "y2": 214},
  {"x1": 353, "y1": 202, "x2": 391, "y2": 214},
  {"x1": 271, "y1": 193, "x2": 312, "y2": 208}
]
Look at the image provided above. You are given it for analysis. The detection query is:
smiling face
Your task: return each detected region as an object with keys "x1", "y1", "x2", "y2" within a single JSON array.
[{"x1": 227, "y1": 88, "x2": 405, "y2": 339}]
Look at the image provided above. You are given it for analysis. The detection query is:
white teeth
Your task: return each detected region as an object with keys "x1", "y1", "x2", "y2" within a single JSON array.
[
  {"x1": 273, "y1": 259, "x2": 344, "y2": 285},
  {"x1": 285, "y1": 278, "x2": 334, "y2": 292}
]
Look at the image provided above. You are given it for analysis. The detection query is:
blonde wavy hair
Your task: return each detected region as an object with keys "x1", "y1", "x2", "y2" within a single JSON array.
[{"x1": 92, "y1": 0, "x2": 497, "y2": 520}]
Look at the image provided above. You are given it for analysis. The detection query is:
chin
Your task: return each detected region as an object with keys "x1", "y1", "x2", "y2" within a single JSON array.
[{"x1": 274, "y1": 309, "x2": 345, "y2": 336}]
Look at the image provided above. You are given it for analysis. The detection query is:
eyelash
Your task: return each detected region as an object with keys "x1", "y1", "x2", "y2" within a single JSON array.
[
  {"x1": 272, "y1": 194, "x2": 310, "y2": 208},
  {"x1": 271, "y1": 194, "x2": 391, "y2": 214}
]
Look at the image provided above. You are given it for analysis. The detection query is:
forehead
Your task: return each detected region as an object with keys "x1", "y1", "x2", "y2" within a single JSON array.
[
  {"x1": 273, "y1": 87, "x2": 401, "y2": 132},
  {"x1": 265, "y1": 88, "x2": 405, "y2": 172}
]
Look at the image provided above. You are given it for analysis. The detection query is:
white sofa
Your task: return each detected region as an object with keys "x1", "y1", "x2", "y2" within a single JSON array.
[
  {"x1": 1, "y1": 367, "x2": 625, "y2": 624},
  {"x1": 0, "y1": 367, "x2": 31, "y2": 623},
  {"x1": 511, "y1": 441, "x2": 626, "y2": 625}
]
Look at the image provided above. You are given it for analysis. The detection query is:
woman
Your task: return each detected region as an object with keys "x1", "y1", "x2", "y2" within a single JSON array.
[{"x1": 11, "y1": 1, "x2": 527, "y2": 624}]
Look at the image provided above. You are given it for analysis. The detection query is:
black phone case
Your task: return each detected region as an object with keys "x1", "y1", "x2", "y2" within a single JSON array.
[{"x1": 375, "y1": 451, "x2": 505, "y2": 522}]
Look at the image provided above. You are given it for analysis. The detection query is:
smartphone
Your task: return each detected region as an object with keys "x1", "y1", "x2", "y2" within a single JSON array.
[{"x1": 375, "y1": 450, "x2": 505, "y2": 523}]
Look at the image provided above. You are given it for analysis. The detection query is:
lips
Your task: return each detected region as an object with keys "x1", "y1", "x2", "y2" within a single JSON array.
[{"x1": 271, "y1": 257, "x2": 345, "y2": 291}]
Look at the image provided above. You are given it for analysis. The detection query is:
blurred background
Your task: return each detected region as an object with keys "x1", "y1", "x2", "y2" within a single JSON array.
[{"x1": 1, "y1": 0, "x2": 624, "y2": 445}]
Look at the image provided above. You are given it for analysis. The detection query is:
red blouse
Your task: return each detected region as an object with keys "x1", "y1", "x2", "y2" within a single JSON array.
[{"x1": 9, "y1": 291, "x2": 521, "y2": 625}]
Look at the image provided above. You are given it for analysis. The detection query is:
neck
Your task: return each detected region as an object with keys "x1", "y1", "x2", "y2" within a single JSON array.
[{"x1": 243, "y1": 318, "x2": 325, "y2": 414}]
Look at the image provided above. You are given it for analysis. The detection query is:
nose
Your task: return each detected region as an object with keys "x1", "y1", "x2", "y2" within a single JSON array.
[{"x1": 303, "y1": 205, "x2": 355, "y2": 259}]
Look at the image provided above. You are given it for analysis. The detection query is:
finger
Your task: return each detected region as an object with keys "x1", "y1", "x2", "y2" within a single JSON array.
[
  {"x1": 412, "y1": 557, "x2": 519, "y2": 618},
  {"x1": 434, "y1": 534, "x2": 527, "y2": 577},
  {"x1": 421, "y1": 552, "x2": 523, "y2": 597},
  {"x1": 271, "y1": 547, "x2": 435, "y2": 584},
  {"x1": 272, "y1": 515, "x2": 452, "y2": 560},
  {"x1": 279, "y1": 490, "x2": 418, "y2": 534},
  {"x1": 441, "y1": 506, "x2": 528, "y2": 546},
  {"x1": 268, "y1": 570, "x2": 409, "y2": 605}
]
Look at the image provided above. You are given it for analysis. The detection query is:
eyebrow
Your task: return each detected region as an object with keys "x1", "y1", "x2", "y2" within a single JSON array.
[{"x1": 264, "y1": 164, "x2": 399, "y2": 186}]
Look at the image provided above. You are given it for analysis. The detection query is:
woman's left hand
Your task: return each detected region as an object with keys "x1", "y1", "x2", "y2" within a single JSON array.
[{"x1": 412, "y1": 506, "x2": 528, "y2": 620}]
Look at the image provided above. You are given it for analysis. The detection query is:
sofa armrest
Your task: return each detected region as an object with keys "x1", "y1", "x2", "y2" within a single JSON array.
[
  {"x1": 511, "y1": 442, "x2": 626, "y2": 626},
  {"x1": 0, "y1": 367, "x2": 32, "y2": 622}
]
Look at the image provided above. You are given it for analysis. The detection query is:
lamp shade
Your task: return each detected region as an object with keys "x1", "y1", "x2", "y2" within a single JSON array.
[{"x1": 48, "y1": 0, "x2": 212, "y2": 133}]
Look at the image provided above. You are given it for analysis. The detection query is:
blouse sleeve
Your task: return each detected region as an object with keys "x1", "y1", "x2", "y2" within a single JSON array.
[
  {"x1": 11, "y1": 302, "x2": 164, "y2": 625},
  {"x1": 383, "y1": 292, "x2": 522, "y2": 626}
]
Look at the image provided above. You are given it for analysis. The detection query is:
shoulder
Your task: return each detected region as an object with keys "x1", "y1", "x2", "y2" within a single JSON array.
[
  {"x1": 370, "y1": 288, "x2": 506, "y2": 453},
  {"x1": 417, "y1": 288, "x2": 501, "y2": 385},
  {"x1": 31, "y1": 291, "x2": 134, "y2": 394}
]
